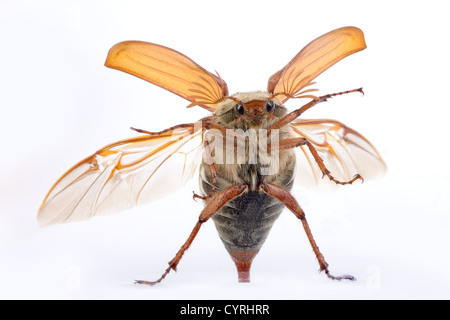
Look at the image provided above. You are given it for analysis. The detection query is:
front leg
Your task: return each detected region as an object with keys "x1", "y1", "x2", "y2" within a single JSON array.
[
  {"x1": 261, "y1": 183, "x2": 355, "y2": 281},
  {"x1": 269, "y1": 88, "x2": 364, "y2": 132}
]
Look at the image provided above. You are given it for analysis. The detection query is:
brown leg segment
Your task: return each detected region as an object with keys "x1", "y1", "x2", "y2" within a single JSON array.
[
  {"x1": 269, "y1": 88, "x2": 364, "y2": 132},
  {"x1": 135, "y1": 184, "x2": 246, "y2": 285},
  {"x1": 271, "y1": 138, "x2": 363, "y2": 186},
  {"x1": 193, "y1": 140, "x2": 218, "y2": 201},
  {"x1": 261, "y1": 183, "x2": 355, "y2": 281}
]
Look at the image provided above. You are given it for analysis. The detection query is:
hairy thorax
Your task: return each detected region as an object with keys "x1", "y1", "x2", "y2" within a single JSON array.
[
  {"x1": 199, "y1": 91, "x2": 296, "y2": 257},
  {"x1": 201, "y1": 91, "x2": 296, "y2": 191}
]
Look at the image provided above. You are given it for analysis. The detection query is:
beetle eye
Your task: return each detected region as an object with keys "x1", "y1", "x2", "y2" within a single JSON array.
[
  {"x1": 234, "y1": 103, "x2": 245, "y2": 116},
  {"x1": 266, "y1": 100, "x2": 275, "y2": 113}
]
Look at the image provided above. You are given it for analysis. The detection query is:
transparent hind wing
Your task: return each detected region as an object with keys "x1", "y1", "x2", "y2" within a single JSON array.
[
  {"x1": 38, "y1": 123, "x2": 204, "y2": 226},
  {"x1": 290, "y1": 119, "x2": 386, "y2": 188}
]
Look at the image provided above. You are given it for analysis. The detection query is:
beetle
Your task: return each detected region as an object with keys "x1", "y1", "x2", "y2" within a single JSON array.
[{"x1": 38, "y1": 26, "x2": 385, "y2": 284}]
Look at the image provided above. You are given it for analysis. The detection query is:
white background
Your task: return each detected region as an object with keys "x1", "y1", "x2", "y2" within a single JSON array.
[{"x1": 1, "y1": 0, "x2": 449, "y2": 300}]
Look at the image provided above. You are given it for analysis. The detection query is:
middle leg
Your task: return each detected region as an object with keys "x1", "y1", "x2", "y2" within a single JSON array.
[{"x1": 270, "y1": 137, "x2": 363, "y2": 185}]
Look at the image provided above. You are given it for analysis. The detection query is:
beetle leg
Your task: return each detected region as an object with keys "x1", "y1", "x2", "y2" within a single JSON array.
[
  {"x1": 193, "y1": 121, "x2": 233, "y2": 201},
  {"x1": 268, "y1": 88, "x2": 364, "y2": 132},
  {"x1": 261, "y1": 182, "x2": 355, "y2": 281},
  {"x1": 271, "y1": 137, "x2": 364, "y2": 185},
  {"x1": 136, "y1": 184, "x2": 246, "y2": 285},
  {"x1": 193, "y1": 140, "x2": 218, "y2": 201}
]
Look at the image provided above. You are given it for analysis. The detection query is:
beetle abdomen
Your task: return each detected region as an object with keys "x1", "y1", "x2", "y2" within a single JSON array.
[
  {"x1": 211, "y1": 191, "x2": 284, "y2": 252},
  {"x1": 199, "y1": 157, "x2": 295, "y2": 282},
  {"x1": 212, "y1": 191, "x2": 285, "y2": 282}
]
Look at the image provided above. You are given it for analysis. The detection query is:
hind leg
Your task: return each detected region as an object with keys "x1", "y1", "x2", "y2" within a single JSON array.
[{"x1": 261, "y1": 182, "x2": 355, "y2": 281}]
